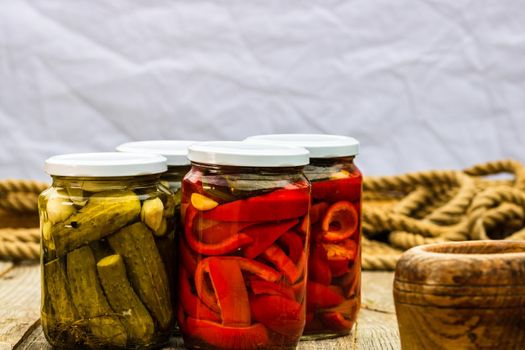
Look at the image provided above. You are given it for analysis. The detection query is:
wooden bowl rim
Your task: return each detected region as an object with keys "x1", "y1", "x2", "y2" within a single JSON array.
[
  {"x1": 411, "y1": 240, "x2": 525, "y2": 259},
  {"x1": 395, "y1": 240, "x2": 525, "y2": 287}
]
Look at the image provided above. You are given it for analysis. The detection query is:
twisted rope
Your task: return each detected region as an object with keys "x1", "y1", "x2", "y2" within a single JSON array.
[
  {"x1": 362, "y1": 159, "x2": 525, "y2": 270},
  {"x1": 0, "y1": 179, "x2": 45, "y2": 260}
]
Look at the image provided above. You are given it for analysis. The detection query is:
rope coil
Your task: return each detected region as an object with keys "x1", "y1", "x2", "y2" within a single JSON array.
[{"x1": 1, "y1": 160, "x2": 524, "y2": 269}]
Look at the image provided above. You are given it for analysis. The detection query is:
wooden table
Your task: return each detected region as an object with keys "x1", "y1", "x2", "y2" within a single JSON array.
[{"x1": 0, "y1": 261, "x2": 400, "y2": 350}]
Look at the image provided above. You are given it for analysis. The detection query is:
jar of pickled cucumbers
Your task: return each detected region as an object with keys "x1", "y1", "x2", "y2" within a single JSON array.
[
  {"x1": 178, "y1": 141, "x2": 311, "y2": 350},
  {"x1": 246, "y1": 134, "x2": 362, "y2": 340},
  {"x1": 40, "y1": 153, "x2": 176, "y2": 349}
]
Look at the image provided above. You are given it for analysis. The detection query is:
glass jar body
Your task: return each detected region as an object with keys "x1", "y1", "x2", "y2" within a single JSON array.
[
  {"x1": 39, "y1": 175, "x2": 176, "y2": 349},
  {"x1": 302, "y1": 156, "x2": 362, "y2": 339},
  {"x1": 178, "y1": 163, "x2": 311, "y2": 350}
]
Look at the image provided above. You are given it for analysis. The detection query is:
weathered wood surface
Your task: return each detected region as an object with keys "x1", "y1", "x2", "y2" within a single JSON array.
[
  {"x1": 0, "y1": 262, "x2": 40, "y2": 350},
  {"x1": 0, "y1": 263, "x2": 399, "y2": 350}
]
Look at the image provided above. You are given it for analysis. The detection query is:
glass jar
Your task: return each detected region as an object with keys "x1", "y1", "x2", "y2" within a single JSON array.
[
  {"x1": 246, "y1": 134, "x2": 362, "y2": 340},
  {"x1": 39, "y1": 153, "x2": 176, "y2": 349},
  {"x1": 178, "y1": 142, "x2": 311, "y2": 350},
  {"x1": 117, "y1": 140, "x2": 196, "y2": 304}
]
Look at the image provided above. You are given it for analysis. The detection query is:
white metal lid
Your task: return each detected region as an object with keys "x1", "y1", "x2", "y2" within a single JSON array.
[
  {"x1": 116, "y1": 140, "x2": 196, "y2": 166},
  {"x1": 245, "y1": 134, "x2": 359, "y2": 158},
  {"x1": 188, "y1": 141, "x2": 309, "y2": 167},
  {"x1": 45, "y1": 152, "x2": 167, "y2": 177}
]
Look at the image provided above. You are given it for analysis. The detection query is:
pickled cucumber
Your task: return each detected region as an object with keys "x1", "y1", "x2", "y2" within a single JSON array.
[
  {"x1": 97, "y1": 255, "x2": 155, "y2": 344},
  {"x1": 67, "y1": 246, "x2": 127, "y2": 348},
  {"x1": 52, "y1": 190, "x2": 141, "y2": 255},
  {"x1": 108, "y1": 222, "x2": 172, "y2": 330},
  {"x1": 42, "y1": 258, "x2": 78, "y2": 338}
]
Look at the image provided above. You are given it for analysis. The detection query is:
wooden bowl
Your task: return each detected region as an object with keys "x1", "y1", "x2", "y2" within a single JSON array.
[{"x1": 394, "y1": 240, "x2": 525, "y2": 350}]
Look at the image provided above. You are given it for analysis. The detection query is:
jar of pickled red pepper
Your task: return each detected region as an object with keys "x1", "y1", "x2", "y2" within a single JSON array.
[
  {"x1": 246, "y1": 134, "x2": 362, "y2": 340},
  {"x1": 178, "y1": 141, "x2": 311, "y2": 350},
  {"x1": 117, "y1": 140, "x2": 196, "y2": 300},
  {"x1": 39, "y1": 153, "x2": 176, "y2": 349}
]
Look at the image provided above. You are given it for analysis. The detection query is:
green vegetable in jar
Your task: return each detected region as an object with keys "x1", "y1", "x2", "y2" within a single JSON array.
[
  {"x1": 51, "y1": 190, "x2": 141, "y2": 256},
  {"x1": 108, "y1": 222, "x2": 173, "y2": 330},
  {"x1": 97, "y1": 254, "x2": 155, "y2": 345},
  {"x1": 67, "y1": 246, "x2": 127, "y2": 348}
]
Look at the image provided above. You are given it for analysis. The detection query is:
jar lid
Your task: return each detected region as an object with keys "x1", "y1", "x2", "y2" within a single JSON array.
[
  {"x1": 188, "y1": 141, "x2": 309, "y2": 167},
  {"x1": 116, "y1": 140, "x2": 196, "y2": 166},
  {"x1": 45, "y1": 152, "x2": 167, "y2": 177},
  {"x1": 245, "y1": 134, "x2": 359, "y2": 158}
]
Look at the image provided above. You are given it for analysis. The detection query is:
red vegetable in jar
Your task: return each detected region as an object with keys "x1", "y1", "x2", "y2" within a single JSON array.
[
  {"x1": 246, "y1": 134, "x2": 362, "y2": 339},
  {"x1": 178, "y1": 141, "x2": 311, "y2": 350}
]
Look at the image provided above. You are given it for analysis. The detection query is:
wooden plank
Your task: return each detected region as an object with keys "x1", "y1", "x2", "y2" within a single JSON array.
[
  {"x1": 0, "y1": 263, "x2": 40, "y2": 350},
  {"x1": 12, "y1": 268, "x2": 399, "y2": 350}
]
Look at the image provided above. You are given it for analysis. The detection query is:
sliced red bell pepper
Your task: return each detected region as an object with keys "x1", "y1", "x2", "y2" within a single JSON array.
[
  {"x1": 197, "y1": 219, "x2": 255, "y2": 244},
  {"x1": 242, "y1": 219, "x2": 298, "y2": 259},
  {"x1": 202, "y1": 188, "x2": 309, "y2": 222},
  {"x1": 324, "y1": 240, "x2": 357, "y2": 277},
  {"x1": 179, "y1": 268, "x2": 220, "y2": 322},
  {"x1": 308, "y1": 243, "x2": 332, "y2": 285},
  {"x1": 195, "y1": 257, "x2": 281, "y2": 313},
  {"x1": 180, "y1": 236, "x2": 198, "y2": 276},
  {"x1": 185, "y1": 205, "x2": 254, "y2": 255},
  {"x1": 207, "y1": 258, "x2": 251, "y2": 326},
  {"x1": 319, "y1": 312, "x2": 354, "y2": 332},
  {"x1": 250, "y1": 295, "x2": 305, "y2": 337},
  {"x1": 248, "y1": 278, "x2": 295, "y2": 300},
  {"x1": 306, "y1": 281, "x2": 345, "y2": 309},
  {"x1": 262, "y1": 245, "x2": 301, "y2": 283},
  {"x1": 321, "y1": 201, "x2": 358, "y2": 242},
  {"x1": 186, "y1": 318, "x2": 269, "y2": 350},
  {"x1": 311, "y1": 173, "x2": 362, "y2": 203},
  {"x1": 278, "y1": 231, "x2": 303, "y2": 264}
]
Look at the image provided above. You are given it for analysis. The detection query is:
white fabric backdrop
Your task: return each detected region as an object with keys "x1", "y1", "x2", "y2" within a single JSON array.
[{"x1": 1, "y1": 0, "x2": 524, "y2": 181}]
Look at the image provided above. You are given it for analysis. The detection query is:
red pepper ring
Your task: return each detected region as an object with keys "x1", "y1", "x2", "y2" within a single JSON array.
[
  {"x1": 202, "y1": 188, "x2": 309, "y2": 222},
  {"x1": 185, "y1": 204, "x2": 254, "y2": 255},
  {"x1": 262, "y1": 245, "x2": 301, "y2": 283},
  {"x1": 179, "y1": 268, "x2": 220, "y2": 323},
  {"x1": 195, "y1": 257, "x2": 282, "y2": 313},
  {"x1": 321, "y1": 201, "x2": 358, "y2": 242},
  {"x1": 186, "y1": 318, "x2": 269, "y2": 350}
]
